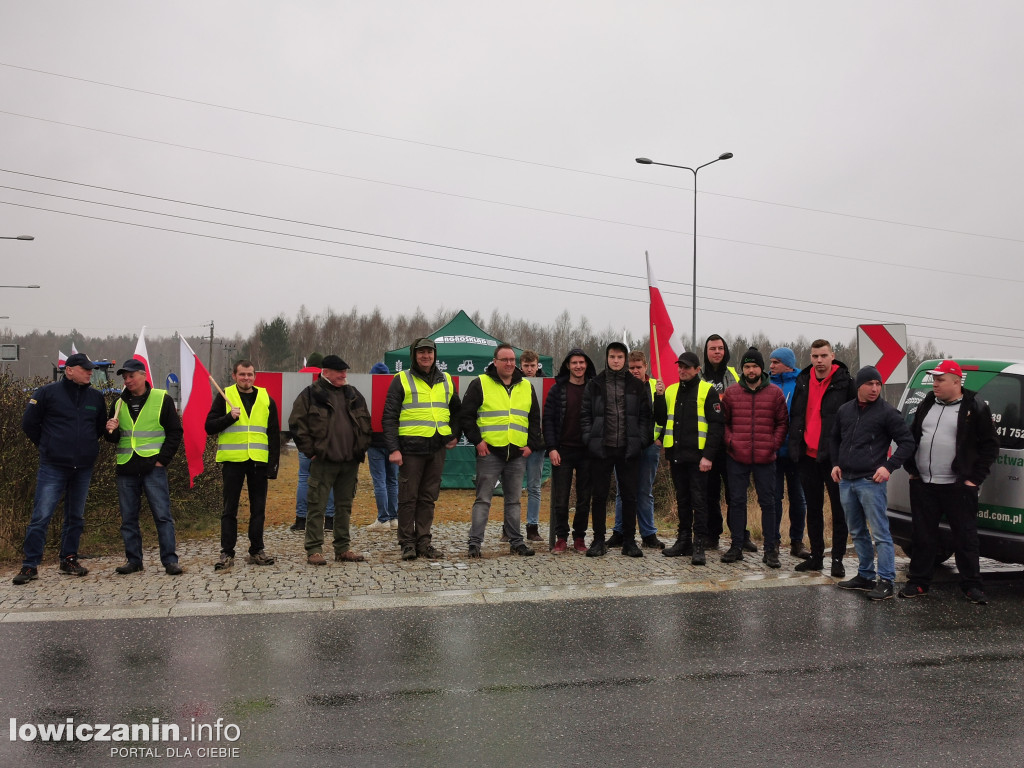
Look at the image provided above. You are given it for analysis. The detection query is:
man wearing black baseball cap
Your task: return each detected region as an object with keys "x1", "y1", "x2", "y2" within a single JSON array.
[{"x1": 13, "y1": 353, "x2": 107, "y2": 585}]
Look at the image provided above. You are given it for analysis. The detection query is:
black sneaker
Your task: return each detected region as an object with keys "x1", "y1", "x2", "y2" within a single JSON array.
[
  {"x1": 59, "y1": 556, "x2": 88, "y2": 577},
  {"x1": 662, "y1": 538, "x2": 692, "y2": 558},
  {"x1": 867, "y1": 579, "x2": 894, "y2": 601},
  {"x1": 963, "y1": 587, "x2": 989, "y2": 605},
  {"x1": 401, "y1": 545, "x2": 418, "y2": 561},
  {"x1": 721, "y1": 545, "x2": 744, "y2": 563},
  {"x1": 324, "y1": 516, "x2": 334, "y2": 532},
  {"x1": 12, "y1": 567, "x2": 38, "y2": 585},
  {"x1": 586, "y1": 540, "x2": 608, "y2": 558},
  {"x1": 742, "y1": 534, "x2": 758, "y2": 553},
  {"x1": 290, "y1": 517, "x2": 306, "y2": 532},
  {"x1": 763, "y1": 546, "x2": 781, "y2": 569},
  {"x1": 838, "y1": 574, "x2": 875, "y2": 591},
  {"x1": 898, "y1": 583, "x2": 928, "y2": 599},
  {"x1": 467, "y1": 544, "x2": 482, "y2": 559},
  {"x1": 621, "y1": 540, "x2": 643, "y2": 558},
  {"x1": 115, "y1": 561, "x2": 144, "y2": 575},
  {"x1": 794, "y1": 556, "x2": 823, "y2": 572},
  {"x1": 641, "y1": 534, "x2": 665, "y2": 550},
  {"x1": 831, "y1": 560, "x2": 846, "y2": 578},
  {"x1": 691, "y1": 540, "x2": 706, "y2": 566},
  {"x1": 418, "y1": 545, "x2": 444, "y2": 560},
  {"x1": 510, "y1": 543, "x2": 535, "y2": 557},
  {"x1": 164, "y1": 563, "x2": 184, "y2": 576},
  {"x1": 605, "y1": 531, "x2": 624, "y2": 547}
]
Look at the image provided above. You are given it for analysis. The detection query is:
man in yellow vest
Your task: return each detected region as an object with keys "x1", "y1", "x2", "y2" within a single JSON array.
[
  {"x1": 654, "y1": 351, "x2": 724, "y2": 565},
  {"x1": 105, "y1": 359, "x2": 184, "y2": 575},
  {"x1": 205, "y1": 359, "x2": 280, "y2": 570},
  {"x1": 460, "y1": 343, "x2": 542, "y2": 558},
  {"x1": 382, "y1": 338, "x2": 461, "y2": 561}
]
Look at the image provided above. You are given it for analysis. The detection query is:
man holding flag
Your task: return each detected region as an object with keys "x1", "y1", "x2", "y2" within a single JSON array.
[{"x1": 206, "y1": 359, "x2": 280, "y2": 570}]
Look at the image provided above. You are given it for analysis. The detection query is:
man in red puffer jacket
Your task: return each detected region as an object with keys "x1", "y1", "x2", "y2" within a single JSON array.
[{"x1": 720, "y1": 348, "x2": 789, "y2": 567}]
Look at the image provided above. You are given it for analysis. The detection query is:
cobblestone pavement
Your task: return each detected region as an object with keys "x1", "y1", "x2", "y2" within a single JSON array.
[{"x1": 1, "y1": 522, "x2": 899, "y2": 622}]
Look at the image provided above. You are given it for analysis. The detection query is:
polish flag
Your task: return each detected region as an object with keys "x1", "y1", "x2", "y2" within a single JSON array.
[
  {"x1": 58, "y1": 350, "x2": 68, "y2": 367},
  {"x1": 133, "y1": 326, "x2": 153, "y2": 386},
  {"x1": 647, "y1": 252, "x2": 685, "y2": 388},
  {"x1": 179, "y1": 335, "x2": 213, "y2": 487}
]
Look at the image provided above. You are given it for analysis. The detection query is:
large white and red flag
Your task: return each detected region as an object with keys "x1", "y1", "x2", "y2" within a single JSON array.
[
  {"x1": 647, "y1": 252, "x2": 685, "y2": 388},
  {"x1": 179, "y1": 335, "x2": 213, "y2": 488},
  {"x1": 133, "y1": 326, "x2": 153, "y2": 386},
  {"x1": 58, "y1": 350, "x2": 68, "y2": 367}
]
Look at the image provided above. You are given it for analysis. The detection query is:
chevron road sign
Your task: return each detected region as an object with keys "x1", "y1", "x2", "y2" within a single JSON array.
[{"x1": 857, "y1": 324, "x2": 908, "y2": 384}]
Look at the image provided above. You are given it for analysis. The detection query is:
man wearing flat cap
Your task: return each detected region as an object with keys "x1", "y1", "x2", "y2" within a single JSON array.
[
  {"x1": 382, "y1": 337, "x2": 461, "y2": 561},
  {"x1": 13, "y1": 353, "x2": 108, "y2": 585},
  {"x1": 106, "y1": 358, "x2": 184, "y2": 575},
  {"x1": 653, "y1": 351, "x2": 724, "y2": 565},
  {"x1": 290, "y1": 354, "x2": 372, "y2": 565}
]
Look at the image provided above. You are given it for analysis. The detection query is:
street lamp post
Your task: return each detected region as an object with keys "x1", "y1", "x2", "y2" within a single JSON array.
[
  {"x1": 0, "y1": 235, "x2": 34, "y2": 240},
  {"x1": 635, "y1": 153, "x2": 733, "y2": 349}
]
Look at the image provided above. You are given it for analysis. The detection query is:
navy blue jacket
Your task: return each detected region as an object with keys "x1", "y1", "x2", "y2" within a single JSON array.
[
  {"x1": 22, "y1": 377, "x2": 107, "y2": 469},
  {"x1": 830, "y1": 397, "x2": 916, "y2": 481}
]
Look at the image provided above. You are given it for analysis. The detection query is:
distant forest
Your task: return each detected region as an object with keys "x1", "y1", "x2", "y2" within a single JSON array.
[{"x1": 1, "y1": 305, "x2": 944, "y2": 386}]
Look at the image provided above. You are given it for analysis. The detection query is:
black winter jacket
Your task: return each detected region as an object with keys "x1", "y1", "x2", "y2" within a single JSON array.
[
  {"x1": 654, "y1": 376, "x2": 724, "y2": 464},
  {"x1": 22, "y1": 377, "x2": 107, "y2": 469},
  {"x1": 543, "y1": 349, "x2": 597, "y2": 452},
  {"x1": 381, "y1": 365, "x2": 462, "y2": 455},
  {"x1": 788, "y1": 361, "x2": 856, "y2": 463},
  {"x1": 830, "y1": 397, "x2": 916, "y2": 480},
  {"x1": 581, "y1": 368, "x2": 652, "y2": 460},
  {"x1": 903, "y1": 390, "x2": 1000, "y2": 486}
]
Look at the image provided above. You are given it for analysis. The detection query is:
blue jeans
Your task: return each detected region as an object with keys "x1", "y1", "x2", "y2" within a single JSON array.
[
  {"x1": 613, "y1": 443, "x2": 660, "y2": 537},
  {"x1": 367, "y1": 446, "x2": 399, "y2": 522},
  {"x1": 726, "y1": 458, "x2": 777, "y2": 548},
  {"x1": 22, "y1": 462, "x2": 93, "y2": 569},
  {"x1": 116, "y1": 467, "x2": 178, "y2": 566},
  {"x1": 774, "y1": 455, "x2": 807, "y2": 543},
  {"x1": 469, "y1": 452, "x2": 526, "y2": 547},
  {"x1": 525, "y1": 449, "x2": 545, "y2": 526},
  {"x1": 295, "y1": 451, "x2": 334, "y2": 518},
  {"x1": 839, "y1": 477, "x2": 894, "y2": 582}
]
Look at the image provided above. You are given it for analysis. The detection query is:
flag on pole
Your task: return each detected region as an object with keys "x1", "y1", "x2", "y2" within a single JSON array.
[
  {"x1": 70, "y1": 342, "x2": 79, "y2": 355},
  {"x1": 58, "y1": 350, "x2": 68, "y2": 367},
  {"x1": 179, "y1": 335, "x2": 213, "y2": 487},
  {"x1": 647, "y1": 252, "x2": 685, "y2": 388},
  {"x1": 133, "y1": 326, "x2": 153, "y2": 386}
]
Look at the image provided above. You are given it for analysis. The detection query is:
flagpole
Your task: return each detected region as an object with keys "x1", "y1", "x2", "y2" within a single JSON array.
[{"x1": 652, "y1": 325, "x2": 662, "y2": 382}]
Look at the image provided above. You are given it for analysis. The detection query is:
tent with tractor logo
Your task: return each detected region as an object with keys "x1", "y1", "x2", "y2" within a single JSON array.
[
  {"x1": 384, "y1": 309, "x2": 553, "y2": 376},
  {"x1": 383, "y1": 309, "x2": 553, "y2": 489}
]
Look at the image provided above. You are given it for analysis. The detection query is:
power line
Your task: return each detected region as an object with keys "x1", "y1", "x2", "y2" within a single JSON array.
[{"x1": 3, "y1": 60, "x2": 1021, "y2": 245}]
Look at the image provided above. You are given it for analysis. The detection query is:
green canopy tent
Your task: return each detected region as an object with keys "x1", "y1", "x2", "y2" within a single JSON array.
[{"x1": 384, "y1": 310, "x2": 553, "y2": 489}]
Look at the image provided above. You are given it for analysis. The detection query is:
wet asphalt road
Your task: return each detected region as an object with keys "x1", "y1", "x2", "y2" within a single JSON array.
[{"x1": 1, "y1": 577, "x2": 1023, "y2": 768}]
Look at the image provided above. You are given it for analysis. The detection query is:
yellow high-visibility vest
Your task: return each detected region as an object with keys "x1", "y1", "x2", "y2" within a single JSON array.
[
  {"x1": 216, "y1": 385, "x2": 271, "y2": 463},
  {"x1": 662, "y1": 379, "x2": 712, "y2": 450},
  {"x1": 116, "y1": 389, "x2": 167, "y2": 464},
  {"x1": 397, "y1": 370, "x2": 454, "y2": 438},
  {"x1": 476, "y1": 375, "x2": 531, "y2": 448}
]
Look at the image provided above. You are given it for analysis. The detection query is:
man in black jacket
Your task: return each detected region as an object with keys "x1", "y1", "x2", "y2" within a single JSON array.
[
  {"x1": 106, "y1": 359, "x2": 184, "y2": 575},
  {"x1": 829, "y1": 366, "x2": 916, "y2": 600},
  {"x1": 789, "y1": 339, "x2": 856, "y2": 576},
  {"x1": 382, "y1": 338, "x2": 461, "y2": 561},
  {"x1": 543, "y1": 348, "x2": 597, "y2": 553},
  {"x1": 581, "y1": 342, "x2": 653, "y2": 558},
  {"x1": 14, "y1": 354, "x2": 108, "y2": 585},
  {"x1": 899, "y1": 360, "x2": 1000, "y2": 604}
]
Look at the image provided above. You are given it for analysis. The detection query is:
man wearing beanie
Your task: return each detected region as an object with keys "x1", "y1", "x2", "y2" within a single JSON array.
[
  {"x1": 769, "y1": 347, "x2": 810, "y2": 558},
  {"x1": 719, "y1": 347, "x2": 789, "y2": 567},
  {"x1": 789, "y1": 339, "x2": 856, "y2": 577},
  {"x1": 290, "y1": 354, "x2": 372, "y2": 565},
  {"x1": 581, "y1": 342, "x2": 653, "y2": 557},
  {"x1": 830, "y1": 366, "x2": 916, "y2": 600}
]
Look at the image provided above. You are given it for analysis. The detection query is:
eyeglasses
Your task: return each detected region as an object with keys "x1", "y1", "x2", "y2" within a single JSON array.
[{"x1": 496, "y1": 357, "x2": 516, "y2": 363}]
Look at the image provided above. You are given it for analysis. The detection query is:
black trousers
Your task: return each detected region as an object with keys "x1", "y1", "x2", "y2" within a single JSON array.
[
  {"x1": 397, "y1": 447, "x2": 447, "y2": 549},
  {"x1": 590, "y1": 450, "x2": 639, "y2": 540},
  {"x1": 670, "y1": 460, "x2": 709, "y2": 540},
  {"x1": 550, "y1": 447, "x2": 593, "y2": 540},
  {"x1": 907, "y1": 480, "x2": 982, "y2": 591},
  {"x1": 705, "y1": 448, "x2": 729, "y2": 540},
  {"x1": 799, "y1": 455, "x2": 848, "y2": 560},
  {"x1": 220, "y1": 459, "x2": 268, "y2": 557}
]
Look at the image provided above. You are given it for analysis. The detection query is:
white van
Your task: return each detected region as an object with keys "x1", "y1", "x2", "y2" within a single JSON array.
[{"x1": 887, "y1": 359, "x2": 1024, "y2": 565}]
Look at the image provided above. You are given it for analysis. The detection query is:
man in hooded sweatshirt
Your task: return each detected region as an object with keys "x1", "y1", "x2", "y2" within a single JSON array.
[
  {"x1": 461, "y1": 343, "x2": 542, "y2": 558},
  {"x1": 580, "y1": 342, "x2": 653, "y2": 558},
  {"x1": 382, "y1": 339, "x2": 461, "y2": 560},
  {"x1": 701, "y1": 334, "x2": 756, "y2": 552},
  {"x1": 543, "y1": 348, "x2": 597, "y2": 553},
  {"x1": 769, "y1": 347, "x2": 810, "y2": 558},
  {"x1": 720, "y1": 348, "x2": 789, "y2": 567}
]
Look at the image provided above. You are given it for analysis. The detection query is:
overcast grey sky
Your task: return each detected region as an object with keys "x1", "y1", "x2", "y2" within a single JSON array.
[{"x1": 1, "y1": 1, "x2": 1021, "y2": 361}]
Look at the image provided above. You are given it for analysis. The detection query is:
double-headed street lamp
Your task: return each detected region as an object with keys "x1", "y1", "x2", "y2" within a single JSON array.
[{"x1": 635, "y1": 153, "x2": 733, "y2": 349}]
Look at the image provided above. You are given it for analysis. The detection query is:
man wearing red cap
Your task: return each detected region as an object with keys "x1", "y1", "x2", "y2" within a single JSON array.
[{"x1": 900, "y1": 360, "x2": 1000, "y2": 604}]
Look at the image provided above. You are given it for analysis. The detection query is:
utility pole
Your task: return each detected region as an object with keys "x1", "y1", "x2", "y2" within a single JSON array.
[{"x1": 208, "y1": 320, "x2": 214, "y2": 373}]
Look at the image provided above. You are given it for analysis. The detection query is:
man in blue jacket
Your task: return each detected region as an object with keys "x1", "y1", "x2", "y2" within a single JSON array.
[
  {"x1": 769, "y1": 348, "x2": 810, "y2": 558},
  {"x1": 14, "y1": 354, "x2": 108, "y2": 584}
]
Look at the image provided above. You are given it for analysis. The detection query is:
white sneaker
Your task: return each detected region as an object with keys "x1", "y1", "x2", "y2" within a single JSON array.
[
  {"x1": 390, "y1": 519, "x2": 399, "y2": 529},
  {"x1": 366, "y1": 519, "x2": 390, "y2": 531}
]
